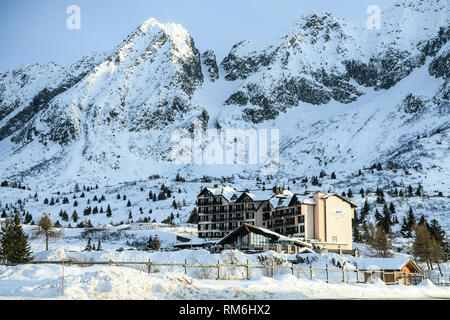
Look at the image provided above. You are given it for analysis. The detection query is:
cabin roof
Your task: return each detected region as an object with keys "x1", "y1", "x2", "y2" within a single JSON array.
[{"x1": 348, "y1": 257, "x2": 421, "y2": 272}]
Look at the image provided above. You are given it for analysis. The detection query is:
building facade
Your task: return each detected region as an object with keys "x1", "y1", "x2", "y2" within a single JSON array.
[{"x1": 197, "y1": 186, "x2": 357, "y2": 250}]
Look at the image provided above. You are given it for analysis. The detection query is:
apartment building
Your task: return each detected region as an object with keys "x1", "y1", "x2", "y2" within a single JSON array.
[{"x1": 197, "y1": 185, "x2": 357, "y2": 250}]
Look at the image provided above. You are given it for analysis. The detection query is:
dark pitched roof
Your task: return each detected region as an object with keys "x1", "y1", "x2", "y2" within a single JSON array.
[{"x1": 216, "y1": 223, "x2": 312, "y2": 248}]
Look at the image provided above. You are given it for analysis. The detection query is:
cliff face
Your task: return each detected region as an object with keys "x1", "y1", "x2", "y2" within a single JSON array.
[{"x1": 0, "y1": 0, "x2": 448, "y2": 193}]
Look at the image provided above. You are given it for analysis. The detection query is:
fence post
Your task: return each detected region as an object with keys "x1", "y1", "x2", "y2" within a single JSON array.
[
  {"x1": 184, "y1": 259, "x2": 188, "y2": 275},
  {"x1": 356, "y1": 267, "x2": 359, "y2": 283},
  {"x1": 217, "y1": 260, "x2": 220, "y2": 280},
  {"x1": 270, "y1": 261, "x2": 274, "y2": 277},
  {"x1": 147, "y1": 258, "x2": 151, "y2": 274},
  {"x1": 342, "y1": 266, "x2": 345, "y2": 283},
  {"x1": 326, "y1": 264, "x2": 329, "y2": 283},
  {"x1": 291, "y1": 262, "x2": 294, "y2": 276},
  {"x1": 246, "y1": 259, "x2": 250, "y2": 280},
  {"x1": 309, "y1": 264, "x2": 313, "y2": 280}
]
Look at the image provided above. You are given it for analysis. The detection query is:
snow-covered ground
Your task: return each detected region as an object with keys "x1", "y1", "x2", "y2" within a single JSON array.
[
  {"x1": 1, "y1": 263, "x2": 449, "y2": 300},
  {"x1": 2, "y1": 226, "x2": 450, "y2": 300}
]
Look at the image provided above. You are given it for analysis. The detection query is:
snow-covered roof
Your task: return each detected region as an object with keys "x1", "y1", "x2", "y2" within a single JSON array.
[
  {"x1": 348, "y1": 257, "x2": 421, "y2": 271},
  {"x1": 204, "y1": 186, "x2": 238, "y2": 200},
  {"x1": 269, "y1": 194, "x2": 293, "y2": 208},
  {"x1": 243, "y1": 190, "x2": 274, "y2": 201}
]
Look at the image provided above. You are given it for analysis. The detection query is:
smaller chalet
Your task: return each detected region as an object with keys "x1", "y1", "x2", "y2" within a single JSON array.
[
  {"x1": 350, "y1": 257, "x2": 422, "y2": 285},
  {"x1": 212, "y1": 223, "x2": 314, "y2": 254}
]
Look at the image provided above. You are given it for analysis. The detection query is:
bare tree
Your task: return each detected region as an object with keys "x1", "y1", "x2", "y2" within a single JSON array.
[
  {"x1": 413, "y1": 223, "x2": 445, "y2": 276},
  {"x1": 369, "y1": 225, "x2": 392, "y2": 257},
  {"x1": 32, "y1": 213, "x2": 64, "y2": 251},
  {"x1": 413, "y1": 224, "x2": 433, "y2": 270}
]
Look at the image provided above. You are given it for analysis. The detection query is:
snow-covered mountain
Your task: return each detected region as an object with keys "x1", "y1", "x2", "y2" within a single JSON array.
[{"x1": 0, "y1": 0, "x2": 448, "y2": 199}]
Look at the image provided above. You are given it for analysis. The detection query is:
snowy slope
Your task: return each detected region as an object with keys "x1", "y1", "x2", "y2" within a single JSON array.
[{"x1": 0, "y1": 0, "x2": 448, "y2": 233}]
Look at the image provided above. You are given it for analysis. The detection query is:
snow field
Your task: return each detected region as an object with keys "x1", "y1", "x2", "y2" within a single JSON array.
[{"x1": 1, "y1": 263, "x2": 449, "y2": 300}]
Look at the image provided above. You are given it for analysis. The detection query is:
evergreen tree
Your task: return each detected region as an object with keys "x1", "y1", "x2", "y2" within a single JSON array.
[
  {"x1": 407, "y1": 185, "x2": 413, "y2": 197},
  {"x1": 415, "y1": 183, "x2": 423, "y2": 196},
  {"x1": 146, "y1": 235, "x2": 161, "y2": 250},
  {"x1": 359, "y1": 188, "x2": 365, "y2": 198},
  {"x1": 330, "y1": 172, "x2": 336, "y2": 179},
  {"x1": 127, "y1": 200, "x2": 132, "y2": 207},
  {"x1": 72, "y1": 210, "x2": 78, "y2": 223},
  {"x1": 157, "y1": 191, "x2": 166, "y2": 201},
  {"x1": 106, "y1": 205, "x2": 112, "y2": 217},
  {"x1": 428, "y1": 219, "x2": 447, "y2": 260},
  {"x1": 360, "y1": 199, "x2": 370, "y2": 223},
  {"x1": 24, "y1": 213, "x2": 33, "y2": 224},
  {"x1": 61, "y1": 211, "x2": 69, "y2": 222},
  {"x1": 406, "y1": 206, "x2": 416, "y2": 236},
  {"x1": 381, "y1": 203, "x2": 392, "y2": 234},
  {"x1": 0, "y1": 214, "x2": 33, "y2": 263},
  {"x1": 347, "y1": 188, "x2": 353, "y2": 198},
  {"x1": 376, "y1": 187, "x2": 385, "y2": 204},
  {"x1": 352, "y1": 210, "x2": 363, "y2": 243}
]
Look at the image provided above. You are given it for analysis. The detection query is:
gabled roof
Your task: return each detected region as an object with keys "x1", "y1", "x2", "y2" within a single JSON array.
[
  {"x1": 348, "y1": 257, "x2": 421, "y2": 272},
  {"x1": 197, "y1": 186, "x2": 238, "y2": 201},
  {"x1": 216, "y1": 223, "x2": 312, "y2": 248},
  {"x1": 320, "y1": 193, "x2": 358, "y2": 208}
]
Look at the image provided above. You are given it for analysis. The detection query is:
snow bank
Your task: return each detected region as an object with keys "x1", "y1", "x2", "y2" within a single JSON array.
[
  {"x1": 1, "y1": 264, "x2": 449, "y2": 300},
  {"x1": 417, "y1": 279, "x2": 436, "y2": 288}
]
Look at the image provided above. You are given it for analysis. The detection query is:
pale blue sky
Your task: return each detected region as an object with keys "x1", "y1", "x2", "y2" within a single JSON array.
[{"x1": 0, "y1": 0, "x2": 394, "y2": 72}]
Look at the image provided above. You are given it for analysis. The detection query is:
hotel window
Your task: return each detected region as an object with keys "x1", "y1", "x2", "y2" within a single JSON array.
[{"x1": 332, "y1": 236, "x2": 337, "y2": 243}]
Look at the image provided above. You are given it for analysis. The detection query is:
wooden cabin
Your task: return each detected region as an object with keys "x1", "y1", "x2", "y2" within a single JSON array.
[{"x1": 352, "y1": 257, "x2": 422, "y2": 285}]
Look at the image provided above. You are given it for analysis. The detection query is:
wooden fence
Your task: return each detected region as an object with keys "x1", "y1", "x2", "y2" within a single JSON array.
[{"x1": 6, "y1": 260, "x2": 449, "y2": 286}]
